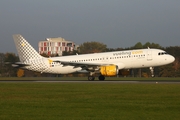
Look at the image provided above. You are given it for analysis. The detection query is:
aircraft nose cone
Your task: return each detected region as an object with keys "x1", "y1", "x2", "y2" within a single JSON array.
[{"x1": 170, "y1": 55, "x2": 175, "y2": 63}]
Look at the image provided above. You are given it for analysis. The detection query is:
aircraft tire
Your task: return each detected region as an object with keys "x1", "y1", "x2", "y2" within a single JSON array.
[
  {"x1": 98, "y1": 75, "x2": 105, "y2": 81},
  {"x1": 88, "y1": 76, "x2": 95, "y2": 81}
]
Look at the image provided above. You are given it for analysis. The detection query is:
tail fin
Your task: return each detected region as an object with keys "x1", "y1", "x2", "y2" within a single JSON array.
[{"x1": 13, "y1": 34, "x2": 42, "y2": 62}]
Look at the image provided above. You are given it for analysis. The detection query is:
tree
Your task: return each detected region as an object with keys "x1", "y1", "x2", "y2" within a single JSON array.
[
  {"x1": 143, "y1": 42, "x2": 151, "y2": 48},
  {"x1": 4, "y1": 53, "x2": 19, "y2": 77},
  {"x1": 165, "y1": 46, "x2": 180, "y2": 57},
  {"x1": 0, "y1": 53, "x2": 5, "y2": 76},
  {"x1": 79, "y1": 41, "x2": 107, "y2": 54},
  {"x1": 40, "y1": 52, "x2": 49, "y2": 57},
  {"x1": 150, "y1": 42, "x2": 162, "y2": 49},
  {"x1": 17, "y1": 69, "x2": 24, "y2": 77},
  {"x1": 164, "y1": 46, "x2": 180, "y2": 77},
  {"x1": 143, "y1": 42, "x2": 162, "y2": 49},
  {"x1": 133, "y1": 42, "x2": 143, "y2": 49},
  {"x1": 63, "y1": 50, "x2": 79, "y2": 56}
]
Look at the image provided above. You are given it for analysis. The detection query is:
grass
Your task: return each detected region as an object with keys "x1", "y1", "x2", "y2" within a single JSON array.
[
  {"x1": 0, "y1": 83, "x2": 180, "y2": 120},
  {"x1": 0, "y1": 76, "x2": 180, "y2": 80}
]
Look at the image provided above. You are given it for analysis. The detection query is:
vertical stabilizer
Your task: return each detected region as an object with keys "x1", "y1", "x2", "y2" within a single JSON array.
[{"x1": 13, "y1": 34, "x2": 42, "y2": 62}]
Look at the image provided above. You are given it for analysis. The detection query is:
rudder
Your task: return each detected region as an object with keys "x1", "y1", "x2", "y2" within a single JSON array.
[{"x1": 13, "y1": 34, "x2": 42, "y2": 62}]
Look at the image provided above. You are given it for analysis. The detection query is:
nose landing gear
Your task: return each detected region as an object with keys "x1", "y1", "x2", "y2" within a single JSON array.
[{"x1": 149, "y1": 67, "x2": 154, "y2": 77}]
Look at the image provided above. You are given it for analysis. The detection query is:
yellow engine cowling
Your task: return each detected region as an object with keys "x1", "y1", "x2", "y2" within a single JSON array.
[{"x1": 100, "y1": 65, "x2": 118, "y2": 76}]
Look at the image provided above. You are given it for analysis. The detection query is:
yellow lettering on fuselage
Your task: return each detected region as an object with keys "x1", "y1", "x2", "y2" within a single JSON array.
[
  {"x1": 48, "y1": 59, "x2": 53, "y2": 64},
  {"x1": 132, "y1": 50, "x2": 143, "y2": 54}
]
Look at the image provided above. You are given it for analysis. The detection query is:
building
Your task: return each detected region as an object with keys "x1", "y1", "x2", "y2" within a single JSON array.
[{"x1": 39, "y1": 37, "x2": 78, "y2": 56}]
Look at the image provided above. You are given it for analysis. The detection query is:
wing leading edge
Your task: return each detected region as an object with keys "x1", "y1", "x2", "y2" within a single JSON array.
[{"x1": 53, "y1": 60, "x2": 125, "y2": 70}]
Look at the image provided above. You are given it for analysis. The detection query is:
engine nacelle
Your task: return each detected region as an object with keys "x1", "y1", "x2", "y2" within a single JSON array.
[{"x1": 100, "y1": 65, "x2": 118, "y2": 76}]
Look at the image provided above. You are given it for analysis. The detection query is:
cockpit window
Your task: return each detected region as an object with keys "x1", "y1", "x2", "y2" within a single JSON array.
[{"x1": 158, "y1": 52, "x2": 167, "y2": 55}]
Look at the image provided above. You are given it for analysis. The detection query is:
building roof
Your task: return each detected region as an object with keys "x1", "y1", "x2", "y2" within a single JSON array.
[{"x1": 40, "y1": 37, "x2": 73, "y2": 43}]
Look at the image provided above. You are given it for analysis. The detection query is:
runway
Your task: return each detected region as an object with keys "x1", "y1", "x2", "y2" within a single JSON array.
[{"x1": 0, "y1": 80, "x2": 180, "y2": 84}]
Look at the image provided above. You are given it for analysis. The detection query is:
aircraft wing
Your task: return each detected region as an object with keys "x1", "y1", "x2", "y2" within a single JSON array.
[
  {"x1": 53, "y1": 60, "x2": 125, "y2": 71},
  {"x1": 53, "y1": 60, "x2": 109, "y2": 69}
]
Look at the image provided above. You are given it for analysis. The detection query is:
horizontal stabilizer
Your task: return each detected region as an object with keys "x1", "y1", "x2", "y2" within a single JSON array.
[{"x1": 12, "y1": 62, "x2": 30, "y2": 68}]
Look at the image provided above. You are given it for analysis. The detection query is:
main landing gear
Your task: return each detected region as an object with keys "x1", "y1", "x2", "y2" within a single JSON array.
[
  {"x1": 88, "y1": 76, "x2": 95, "y2": 81},
  {"x1": 88, "y1": 72, "x2": 105, "y2": 81},
  {"x1": 98, "y1": 75, "x2": 105, "y2": 81},
  {"x1": 88, "y1": 75, "x2": 105, "y2": 81}
]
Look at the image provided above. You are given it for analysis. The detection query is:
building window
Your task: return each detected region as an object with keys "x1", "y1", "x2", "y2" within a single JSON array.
[
  {"x1": 62, "y1": 42, "x2": 65, "y2": 46},
  {"x1": 58, "y1": 42, "x2": 61, "y2": 46},
  {"x1": 44, "y1": 42, "x2": 46, "y2": 46},
  {"x1": 44, "y1": 47, "x2": 47, "y2": 51},
  {"x1": 67, "y1": 43, "x2": 72, "y2": 47},
  {"x1": 65, "y1": 47, "x2": 68, "y2": 51}
]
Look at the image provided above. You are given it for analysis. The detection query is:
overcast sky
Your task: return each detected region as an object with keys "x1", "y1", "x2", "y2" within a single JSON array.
[{"x1": 0, "y1": 0, "x2": 180, "y2": 53}]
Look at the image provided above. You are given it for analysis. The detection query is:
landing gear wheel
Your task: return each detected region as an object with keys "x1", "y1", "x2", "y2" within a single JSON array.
[
  {"x1": 88, "y1": 76, "x2": 95, "y2": 81},
  {"x1": 98, "y1": 75, "x2": 105, "y2": 81}
]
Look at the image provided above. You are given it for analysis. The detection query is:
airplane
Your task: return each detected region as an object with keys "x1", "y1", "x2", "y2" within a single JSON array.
[{"x1": 12, "y1": 34, "x2": 175, "y2": 80}]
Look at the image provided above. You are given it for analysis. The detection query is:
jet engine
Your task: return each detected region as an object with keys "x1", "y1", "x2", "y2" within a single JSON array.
[{"x1": 100, "y1": 65, "x2": 118, "y2": 76}]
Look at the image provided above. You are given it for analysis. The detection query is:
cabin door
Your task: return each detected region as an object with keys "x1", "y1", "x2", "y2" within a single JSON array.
[{"x1": 147, "y1": 50, "x2": 152, "y2": 61}]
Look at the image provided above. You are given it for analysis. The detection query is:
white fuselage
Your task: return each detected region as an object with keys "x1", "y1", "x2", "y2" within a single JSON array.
[{"x1": 24, "y1": 48, "x2": 175, "y2": 74}]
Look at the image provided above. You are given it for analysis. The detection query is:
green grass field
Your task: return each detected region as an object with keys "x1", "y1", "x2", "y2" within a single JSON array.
[
  {"x1": 0, "y1": 82, "x2": 180, "y2": 120},
  {"x1": 0, "y1": 77, "x2": 180, "y2": 80}
]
